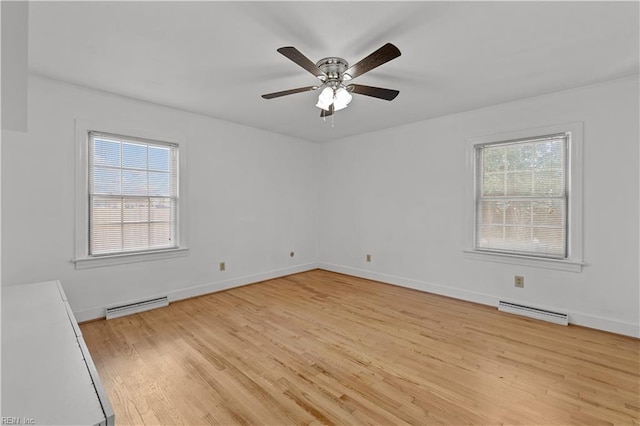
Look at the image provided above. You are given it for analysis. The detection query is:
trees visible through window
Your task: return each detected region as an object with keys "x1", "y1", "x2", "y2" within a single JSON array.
[
  {"x1": 475, "y1": 134, "x2": 568, "y2": 258},
  {"x1": 89, "y1": 132, "x2": 178, "y2": 256}
]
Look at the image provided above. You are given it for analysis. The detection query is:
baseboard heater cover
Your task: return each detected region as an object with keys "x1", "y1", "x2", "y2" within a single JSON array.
[
  {"x1": 498, "y1": 301, "x2": 568, "y2": 326},
  {"x1": 106, "y1": 296, "x2": 169, "y2": 320}
]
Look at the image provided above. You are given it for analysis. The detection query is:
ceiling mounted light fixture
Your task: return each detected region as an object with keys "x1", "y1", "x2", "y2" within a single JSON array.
[
  {"x1": 262, "y1": 43, "x2": 402, "y2": 119},
  {"x1": 315, "y1": 86, "x2": 334, "y2": 111},
  {"x1": 315, "y1": 85, "x2": 353, "y2": 112},
  {"x1": 332, "y1": 87, "x2": 353, "y2": 111}
]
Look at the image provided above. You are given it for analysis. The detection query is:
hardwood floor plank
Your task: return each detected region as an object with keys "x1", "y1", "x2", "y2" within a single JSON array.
[{"x1": 81, "y1": 270, "x2": 640, "y2": 425}]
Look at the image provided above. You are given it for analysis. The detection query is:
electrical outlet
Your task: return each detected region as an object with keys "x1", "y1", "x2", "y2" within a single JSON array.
[
  {"x1": 219, "y1": 262, "x2": 225, "y2": 272},
  {"x1": 514, "y1": 275, "x2": 524, "y2": 288},
  {"x1": 366, "y1": 254, "x2": 371, "y2": 262}
]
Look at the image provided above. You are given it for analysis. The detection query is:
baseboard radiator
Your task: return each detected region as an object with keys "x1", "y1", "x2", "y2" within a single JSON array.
[
  {"x1": 106, "y1": 296, "x2": 169, "y2": 320},
  {"x1": 498, "y1": 301, "x2": 568, "y2": 326}
]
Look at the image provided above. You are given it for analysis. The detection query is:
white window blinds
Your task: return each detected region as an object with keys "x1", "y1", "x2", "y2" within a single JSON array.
[
  {"x1": 475, "y1": 133, "x2": 568, "y2": 258},
  {"x1": 88, "y1": 131, "x2": 178, "y2": 256}
]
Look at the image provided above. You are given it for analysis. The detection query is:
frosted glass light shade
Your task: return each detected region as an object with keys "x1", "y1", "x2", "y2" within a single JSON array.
[
  {"x1": 333, "y1": 87, "x2": 352, "y2": 111},
  {"x1": 315, "y1": 87, "x2": 334, "y2": 111}
]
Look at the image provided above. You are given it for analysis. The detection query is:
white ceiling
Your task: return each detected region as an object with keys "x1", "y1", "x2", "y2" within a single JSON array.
[{"x1": 28, "y1": 1, "x2": 639, "y2": 142}]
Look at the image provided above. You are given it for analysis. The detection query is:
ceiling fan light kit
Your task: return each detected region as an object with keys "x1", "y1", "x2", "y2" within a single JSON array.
[
  {"x1": 315, "y1": 86, "x2": 335, "y2": 111},
  {"x1": 262, "y1": 43, "x2": 401, "y2": 119},
  {"x1": 332, "y1": 87, "x2": 353, "y2": 111}
]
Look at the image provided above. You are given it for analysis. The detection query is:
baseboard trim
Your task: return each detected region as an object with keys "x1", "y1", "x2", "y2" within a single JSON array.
[
  {"x1": 318, "y1": 262, "x2": 497, "y2": 306},
  {"x1": 74, "y1": 262, "x2": 320, "y2": 323},
  {"x1": 568, "y1": 311, "x2": 640, "y2": 338},
  {"x1": 318, "y1": 262, "x2": 640, "y2": 338}
]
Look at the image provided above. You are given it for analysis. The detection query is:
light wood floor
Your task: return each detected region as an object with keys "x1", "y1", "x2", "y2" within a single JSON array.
[{"x1": 81, "y1": 270, "x2": 640, "y2": 425}]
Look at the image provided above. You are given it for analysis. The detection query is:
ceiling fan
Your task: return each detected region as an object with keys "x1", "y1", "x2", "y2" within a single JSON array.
[{"x1": 262, "y1": 43, "x2": 401, "y2": 118}]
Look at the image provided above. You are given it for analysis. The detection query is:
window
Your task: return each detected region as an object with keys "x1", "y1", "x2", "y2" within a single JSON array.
[
  {"x1": 476, "y1": 134, "x2": 567, "y2": 258},
  {"x1": 74, "y1": 119, "x2": 188, "y2": 269},
  {"x1": 88, "y1": 132, "x2": 178, "y2": 256},
  {"x1": 465, "y1": 123, "x2": 583, "y2": 272}
]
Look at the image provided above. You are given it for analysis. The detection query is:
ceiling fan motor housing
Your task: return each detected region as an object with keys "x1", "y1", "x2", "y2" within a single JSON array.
[{"x1": 316, "y1": 57, "x2": 349, "y2": 82}]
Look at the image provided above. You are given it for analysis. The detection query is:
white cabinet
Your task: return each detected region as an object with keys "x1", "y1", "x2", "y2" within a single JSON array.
[{"x1": 2, "y1": 281, "x2": 114, "y2": 426}]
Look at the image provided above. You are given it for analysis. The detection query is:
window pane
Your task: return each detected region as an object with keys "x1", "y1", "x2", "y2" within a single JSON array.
[
  {"x1": 91, "y1": 224, "x2": 122, "y2": 255},
  {"x1": 149, "y1": 146, "x2": 170, "y2": 171},
  {"x1": 93, "y1": 167, "x2": 120, "y2": 194},
  {"x1": 504, "y1": 201, "x2": 531, "y2": 225},
  {"x1": 479, "y1": 200, "x2": 505, "y2": 225},
  {"x1": 533, "y1": 169, "x2": 564, "y2": 196},
  {"x1": 482, "y1": 173, "x2": 505, "y2": 196},
  {"x1": 122, "y1": 142, "x2": 147, "y2": 170},
  {"x1": 123, "y1": 198, "x2": 148, "y2": 223},
  {"x1": 150, "y1": 198, "x2": 172, "y2": 222},
  {"x1": 149, "y1": 172, "x2": 170, "y2": 196},
  {"x1": 93, "y1": 139, "x2": 120, "y2": 167},
  {"x1": 150, "y1": 222, "x2": 173, "y2": 247},
  {"x1": 123, "y1": 223, "x2": 149, "y2": 251},
  {"x1": 483, "y1": 147, "x2": 505, "y2": 173},
  {"x1": 478, "y1": 225, "x2": 504, "y2": 249},
  {"x1": 505, "y1": 171, "x2": 532, "y2": 196},
  {"x1": 122, "y1": 170, "x2": 148, "y2": 195},
  {"x1": 532, "y1": 227, "x2": 566, "y2": 257},
  {"x1": 91, "y1": 197, "x2": 121, "y2": 224},
  {"x1": 532, "y1": 199, "x2": 565, "y2": 227},
  {"x1": 506, "y1": 144, "x2": 533, "y2": 171},
  {"x1": 504, "y1": 226, "x2": 534, "y2": 252},
  {"x1": 534, "y1": 140, "x2": 563, "y2": 169}
]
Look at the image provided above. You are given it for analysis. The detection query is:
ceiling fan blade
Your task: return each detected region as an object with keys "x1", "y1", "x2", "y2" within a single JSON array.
[
  {"x1": 320, "y1": 104, "x2": 334, "y2": 118},
  {"x1": 262, "y1": 86, "x2": 317, "y2": 99},
  {"x1": 344, "y1": 43, "x2": 401, "y2": 80},
  {"x1": 277, "y1": 47, "x2": 327, "y2": 79},
  {"x1": 348, "y1": 84, "x2": 399, "y2": 101}
]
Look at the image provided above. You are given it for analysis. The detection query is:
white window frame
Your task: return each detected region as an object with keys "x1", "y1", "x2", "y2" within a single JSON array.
[
  {"x1": 464, "y1": 122, "x2": 584, "y2": 272},
  {"x1": 74, "y1": 119, "x2": 188, "y2": 269}
]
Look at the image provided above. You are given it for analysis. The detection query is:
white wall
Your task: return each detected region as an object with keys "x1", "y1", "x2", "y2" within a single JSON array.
[
  {"x1": 319, "y1": 76, "x2": 640, "y2": 337},
  {"x1": 1, "y1": 1, "x2": 28, "y2": 132},
  {"x1": 1, "y1": 75, "x2": 319, "y2": 321}
]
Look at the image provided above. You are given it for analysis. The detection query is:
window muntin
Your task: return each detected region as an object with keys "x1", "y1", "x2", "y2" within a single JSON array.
[
  {"x1": 475, "y1": 133, "x2": 568, "y2": 259},
  {"x1": 88, "y1": 131, "x2": 178, "y2": 256}
]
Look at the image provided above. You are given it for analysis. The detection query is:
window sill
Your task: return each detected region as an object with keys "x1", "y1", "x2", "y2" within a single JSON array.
[
  {"x1": 463, "y1": 250, "x2": 584, "y2": 272},
  {"x1": 73, "y1": 248, "x2": 189, "y2": 270}
]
